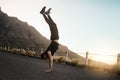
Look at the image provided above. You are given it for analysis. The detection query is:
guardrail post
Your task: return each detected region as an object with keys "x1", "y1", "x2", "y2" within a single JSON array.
[
  {"x1": 117, "y1": 54, "x2": 120, "y2": 62},
  {"x1": 65, "y1": 49, "x2": 68, "y2": 61},
  {"x1": 117, "y1": 53, "x2": 120, "y2": 71},
  {"x1": 85, "y1": 52, "x2": 89, "y2": 65}
]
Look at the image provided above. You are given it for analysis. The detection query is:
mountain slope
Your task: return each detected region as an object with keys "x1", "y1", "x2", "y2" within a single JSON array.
[
  {"x1": 0, "y1": 9, "x2": 82, "y2": 58},
  {"x1": 0, "y1": 10, "x2": 49, "y2": 51}
]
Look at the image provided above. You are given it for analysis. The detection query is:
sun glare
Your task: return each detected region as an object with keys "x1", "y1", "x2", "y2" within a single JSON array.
[{"x1": 91, "y1": 54, "x2": 117, "y2": 64}]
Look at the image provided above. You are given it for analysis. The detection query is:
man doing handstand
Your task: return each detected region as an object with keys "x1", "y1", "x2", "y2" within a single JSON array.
[{"x1": 40, "y1": 6, "x2": 59, "y2": 72}]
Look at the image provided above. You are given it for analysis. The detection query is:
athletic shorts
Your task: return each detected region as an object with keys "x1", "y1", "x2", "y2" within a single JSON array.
[{"x1": 41, "y1": 41, "x2": 59, "y2": 59}]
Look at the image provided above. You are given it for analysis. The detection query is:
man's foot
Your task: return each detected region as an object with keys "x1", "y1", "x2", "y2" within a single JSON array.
[
  {"x1": 40, "y1": 6, "x2": 46, "y2": 14},
  {"x1": 44, "y1": 69, "x2": 52, "y2": 72},
  {"x1": 45, "y1": 8, "x2": 52, "y2": 15}
]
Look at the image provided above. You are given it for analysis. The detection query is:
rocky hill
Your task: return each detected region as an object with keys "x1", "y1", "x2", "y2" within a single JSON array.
[
  {"x1": 0, "y1": 9, "x2": 82, "y2": 58},
  {"x1": 0, "y1": 10, "x2": 49, "y2": 51}
]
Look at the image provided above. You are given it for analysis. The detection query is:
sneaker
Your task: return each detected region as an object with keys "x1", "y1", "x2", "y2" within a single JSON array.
[
  {"x1": 40, "y1": 6, "x2": 46, "y2": 14},
  {"x1": 45, "y1": 8, "x2": 52, "y2": 15}
]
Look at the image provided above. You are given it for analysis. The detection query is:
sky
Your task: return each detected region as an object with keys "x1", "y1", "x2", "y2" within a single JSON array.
[{"x1": 0, "y1": 0, "x2": 120, "y2": 64}]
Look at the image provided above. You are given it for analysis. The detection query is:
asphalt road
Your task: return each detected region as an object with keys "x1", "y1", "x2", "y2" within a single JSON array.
[{"x1": 0, "y1": 51, "x2": 119, "y2": 80}]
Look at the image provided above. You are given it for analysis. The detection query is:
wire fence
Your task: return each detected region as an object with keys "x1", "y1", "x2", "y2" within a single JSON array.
[
  {"x1": 79, "y1": 52, "x2": 119, "y2": 65},
  {"x1": 63, "y1": 50, "x2": 119, "y2": 65},
  {"x1": 0, "y1": 45, "x2": 119, "y2": 65}
]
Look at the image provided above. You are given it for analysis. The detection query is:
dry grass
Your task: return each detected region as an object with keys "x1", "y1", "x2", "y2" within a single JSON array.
[
  {"x1": 53, "y1": 56, "x2": 86, "y2": 68},
  {"x1": 0, "y1": 46, "x2": 120, "y2": 75},
  {"x1": 0, "y1": 46, "x2": 38, "y2": 57},
  {"x1": 110, "y1": 64, "x2": 120, "y2": 75}
]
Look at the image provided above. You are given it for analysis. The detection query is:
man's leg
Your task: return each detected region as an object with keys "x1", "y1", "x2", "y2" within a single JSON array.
[
  {"x1": 47, "y1": 14, "x2": 55, "y2": 24},
  {"x1": 45, "y1": 8, "x2": 55, "y2": 24},
  {"x1": 42, "y1": 14, "x2": 51, "y2": 25},
  {"x1": 44, "y1": 51, "x2": 53, "y2": 72}
]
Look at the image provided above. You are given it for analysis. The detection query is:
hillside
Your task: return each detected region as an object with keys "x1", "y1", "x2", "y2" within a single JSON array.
[
  {"x1": 0, "y1": 9, "x2": 83, "y2": 59},
  {"x1": 0, "y1": 10, "x2": 48, "y2": 51}
]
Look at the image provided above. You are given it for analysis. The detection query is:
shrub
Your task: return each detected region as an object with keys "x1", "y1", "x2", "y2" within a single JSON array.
[
  {"x1": 26, "y1": 50, "x2": 36, "y2": 56},
  {"x1": 58, "y1": 56, "x2": 66, "y2": 63},
  {"x1": 32, "y1": 51, "x2": 40, "y2": 57},
  {"x1": 20, "y1": 48, "x2": 27, "y2": 55},
  {"x1": 53, "y1": 56, "x2": 59, "y2": 63},
  {"x1": 53, "y1": 56, "x2": 66, "y2": 63},
  {"x1": 71, "y1": 59, "x2": 80, "y2": 66},
  {"x1": 9, "y1": 48, "x2": 21, "y2": 54},
  {"x1": 111, "y1": 64, "x2": 120, "y2": 75}
]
